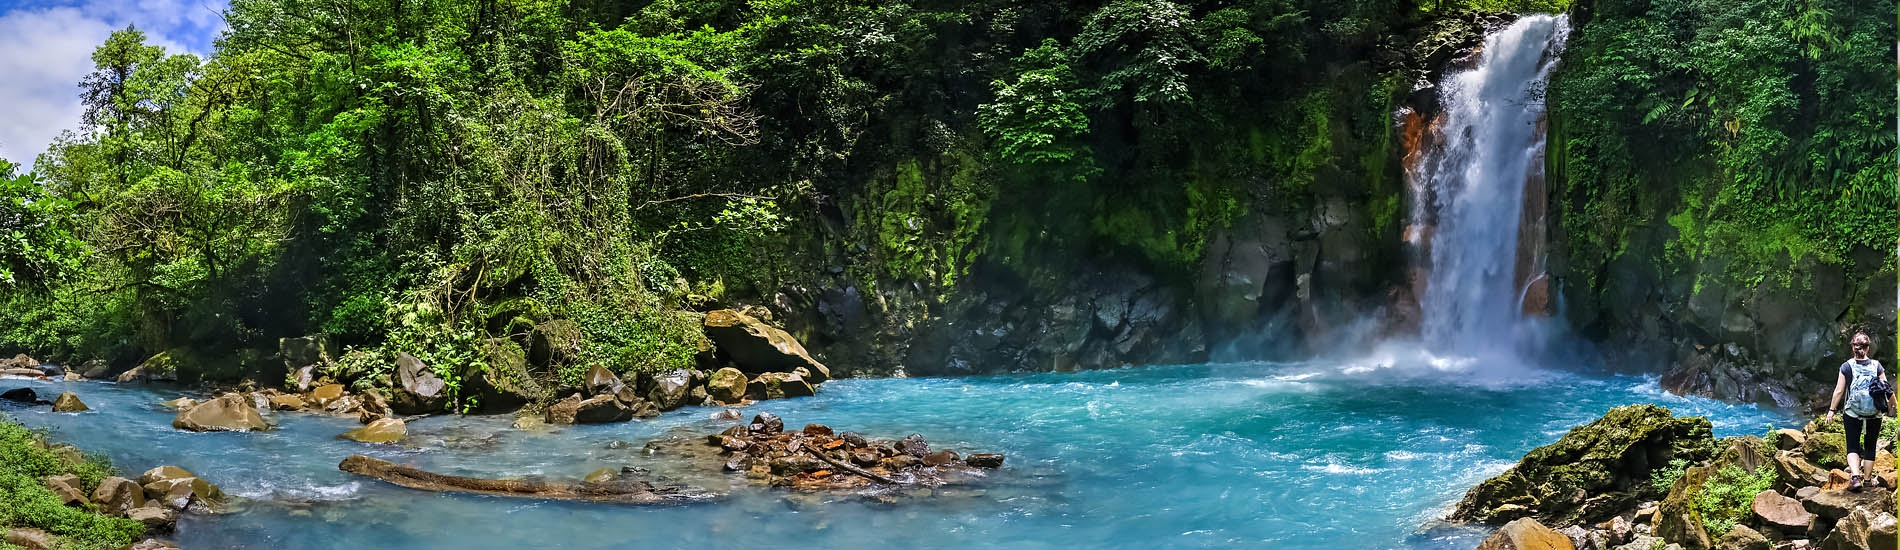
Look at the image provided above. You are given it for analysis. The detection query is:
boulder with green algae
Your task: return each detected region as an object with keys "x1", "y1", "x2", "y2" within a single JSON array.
[
  {"x1": 471, "y1": 338, "x2": 542, "y2": 412},
  {"x1": 1452, "y1": 404, "x2": 1718, "y2": 527},
  {"x1": 1655, "y1": 466, "x2": 1713, "y2": 550},
  {"x1": 1801, "y1": 417, "x2": 1852, "y2": 470},
  {"x1": 707, "y1": 368, "x2": 748, "y2": 404},
  {"x1": 1803, "y1": 433, "x2": 1847, "y2": 471}
]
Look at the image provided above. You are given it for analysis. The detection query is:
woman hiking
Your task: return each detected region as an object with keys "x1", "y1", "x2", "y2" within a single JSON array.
[{"x1": 1825, "y1": 331, "x2": 1891, "y2": 492}]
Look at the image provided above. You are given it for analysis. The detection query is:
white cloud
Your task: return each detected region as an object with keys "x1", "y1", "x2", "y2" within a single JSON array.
[{"x1": 0, "y1": 0, "x2": 226, "y2": 167}]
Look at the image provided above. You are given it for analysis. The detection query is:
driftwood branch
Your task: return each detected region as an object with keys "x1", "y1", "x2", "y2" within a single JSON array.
[
  {"x1": 338, "y1": 455, "x2": 715, "y2": 504},
  {"x1": 794, "y1": 440, "x2": 900, "y2": 485}
]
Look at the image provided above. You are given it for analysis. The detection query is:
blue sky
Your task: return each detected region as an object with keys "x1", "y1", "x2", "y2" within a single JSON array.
[{"x1": 0, "y1": 0, "x2": 228, "y2": 166}]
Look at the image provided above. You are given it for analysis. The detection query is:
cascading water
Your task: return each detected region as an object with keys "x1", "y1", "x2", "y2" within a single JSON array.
[{"x1": 1412, "y1": 15, "x2": 1570, "y2": 356}]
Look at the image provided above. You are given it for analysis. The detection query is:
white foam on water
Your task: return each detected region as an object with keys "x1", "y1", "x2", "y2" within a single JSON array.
[{"x1": 1302, "y1": 461, "x2": 1388, "y2": 475}]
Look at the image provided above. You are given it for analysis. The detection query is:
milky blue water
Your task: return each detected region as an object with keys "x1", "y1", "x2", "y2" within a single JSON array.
[{"x1": 0, "y1": 356, "x2": 1794, "y2": 549}]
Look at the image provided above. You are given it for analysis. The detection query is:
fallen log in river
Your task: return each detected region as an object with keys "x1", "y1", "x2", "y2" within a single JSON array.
[{"x1": 338, "y1": 455, "x2": 716, "y2": 504}]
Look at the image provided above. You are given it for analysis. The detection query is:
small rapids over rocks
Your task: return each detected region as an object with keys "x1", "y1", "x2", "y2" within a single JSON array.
[{"x1": 2, "y1": 360, "x2": 1790, "y2": 549}]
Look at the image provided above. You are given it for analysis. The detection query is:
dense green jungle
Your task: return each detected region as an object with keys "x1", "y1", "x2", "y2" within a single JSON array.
[{"x1": 0, "y1": 0, "x2": 1891, "y2": 406}]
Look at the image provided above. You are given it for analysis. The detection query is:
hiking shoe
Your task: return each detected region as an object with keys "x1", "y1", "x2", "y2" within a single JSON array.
[{"x1": 1849, "y1": 475, "x2": 1863, "y2": 492}]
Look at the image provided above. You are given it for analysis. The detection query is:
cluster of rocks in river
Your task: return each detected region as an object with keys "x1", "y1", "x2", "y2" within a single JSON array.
[
  {"x1": 706, "y1": 412, "x2": 1005, "y2": 491},
  {"x1": 1458, "y1": 404, "x2": 1897, "y2": 550},
  {"x1": 7, "y1": 461, "x2": 222, "y2": 550},
  {"x1": 1, "y1": 386, "x2": 90, "y2": 412}
]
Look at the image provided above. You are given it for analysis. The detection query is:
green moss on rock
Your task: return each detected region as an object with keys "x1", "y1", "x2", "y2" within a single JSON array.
[{"x1": 1452, "y1": 404, "x2": 1718, "y2": 527}]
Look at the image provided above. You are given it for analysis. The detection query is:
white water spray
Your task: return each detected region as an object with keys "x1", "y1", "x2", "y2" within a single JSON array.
[{"x1": 1414, "y1": 15, "x2": 1570, "y2": 356}]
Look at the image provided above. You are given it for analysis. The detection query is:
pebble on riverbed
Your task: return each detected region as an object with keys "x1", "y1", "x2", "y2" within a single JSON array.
[{"x1": 705, "y1": 413, "x2": 1004, "y2": 492}]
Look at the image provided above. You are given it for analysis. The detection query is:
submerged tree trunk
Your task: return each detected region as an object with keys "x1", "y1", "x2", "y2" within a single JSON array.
[{"x1": 338, "y1": 455, "x2": 716, "y2": 504}]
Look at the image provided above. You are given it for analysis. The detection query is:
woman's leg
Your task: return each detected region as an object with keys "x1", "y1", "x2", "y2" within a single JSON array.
[
  {"x1": 1845, "y1": 416, "x2": 1865, "y2": 476},
  {"x1": 1865, "y1": 417, "x2": 1883, "y2": 459}
]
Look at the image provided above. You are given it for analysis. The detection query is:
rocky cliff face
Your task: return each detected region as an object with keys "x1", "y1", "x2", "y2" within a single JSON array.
[
  {"x1": 1538, "y1": 3, "x2": 1895, "y2": 410},
  {"x1": 764, "y1": 196, "x2": 1406, "y2": 377},
  {"x1": 1544, "y1": 212, "x2": 1895, "y2": 409}
]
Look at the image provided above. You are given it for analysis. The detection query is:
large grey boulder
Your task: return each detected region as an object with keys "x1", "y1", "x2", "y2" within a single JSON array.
[
  {"x1": 390, "y1": 352, "x2": 447, "y2": 414},
  {"x1": 647, "y1": 369, "x2": 692, "y2": 411}
]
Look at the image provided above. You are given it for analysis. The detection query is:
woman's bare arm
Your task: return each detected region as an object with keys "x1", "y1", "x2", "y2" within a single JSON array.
[{"x1": 1828, "y1": 371, "x2": 1847, "y2": 421}]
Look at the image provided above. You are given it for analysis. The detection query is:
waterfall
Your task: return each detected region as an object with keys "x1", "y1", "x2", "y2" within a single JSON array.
[{"x1": 1411, "y1": 15, "x2": 1570, "y2": 355}]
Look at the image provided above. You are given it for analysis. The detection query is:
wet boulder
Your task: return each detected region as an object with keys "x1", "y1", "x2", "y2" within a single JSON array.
[
  {"x1": 1452, "y1": 404, "x2": 1718, "y2": 526},
  {"x1": 746, "y1": 372, "x2": 814, "y2": 401},
  {"x1": 896, "y1": 434, "x2": 930, "y2": 458},
  {"x1": 584, "y1": 365, "x2": 624, "y2": 397},
  {"x1": 268, "y1": 394, "x2": 306, "y2": 411},
  {"x1": 575, "y1": 395, "x2": 639, "y2": 423},
  {"x1": 91, "y1": 476, "x2": 146, "y2": 516},
  {"x1": 923, "y1": 450, "x2": 960, "y2": 466},
  {"x1": 340, "y1": 418, "x2": 407, "y2": 444},
  {"x1": 306, "y1": 384, "x2": 346, "y2": 408},
  {"x1": 138, "y1": 466, "x2": 223, "y2": 511},
  {"x1": 547, "y1": 393, "x2": 639, "y2": 424},
  {"x1": 1476, "y1": 518, "x2": 1576, "y2": 550},
  {"x1": 966, "y1": 454, "x2": 1006, "y2": 468},
  {"x1": 546, "y1": 394, "x2": 583, "y2": 425},
  {"x1": 750, "y1": 413, "x2": 783, "y2": 435},
  {"x1": 172, "y1": 394, "x2": 271, "y2": 432},
  {"x1": 158, "y1": 397, "x2": 196, "y2": 410},
  {"x1": 1, "y1": 387, "x2": 38, "y2": 403},
  {"x1": 703, "y1": 309, "x2": 830, "y2": 383},
  {"x1": 50, "y1": 392, "x2": 87, "y2": 412},
  {"x1": 707, "y1": 367, "x2": 748, "y2": 404},
  {"x1": 390, "y1": 352, "x2": 447, "y2": 414},
  {"x1": 769, "y1": 455, "x2": 827, "y2": 476},
  {"x1": 647, "y1": 369, "x2": 692, "y2": 411}
]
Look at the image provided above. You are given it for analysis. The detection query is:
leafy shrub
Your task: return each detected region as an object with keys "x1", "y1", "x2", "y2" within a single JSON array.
[
  {"x1": 1693, "y1": 463, "x2": 1776, "y2": 536},
  {"x1": 1649, "y1": 457, "x2": 1689, "y2": 495}
]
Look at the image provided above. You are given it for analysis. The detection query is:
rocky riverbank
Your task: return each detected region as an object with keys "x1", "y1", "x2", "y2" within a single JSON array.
[
  {"x1": 14, "y1": 306, "x2": 846, "y2": 448},
  {"x1": 0, "y1": 412, "x2": 216, "y2": 550},
  {"x1": 1457, "y1": 405, "x2": 1896, "y2": 550}
]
